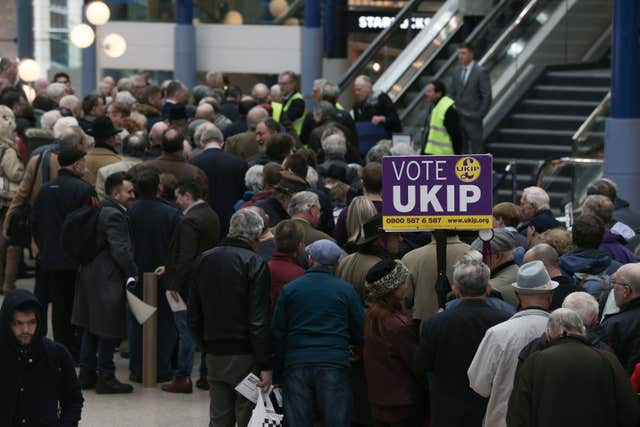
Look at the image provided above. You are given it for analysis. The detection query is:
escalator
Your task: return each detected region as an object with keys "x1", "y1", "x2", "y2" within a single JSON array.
[{"x1": 338, "y1": 0, "x2": 613, "y2": 146}]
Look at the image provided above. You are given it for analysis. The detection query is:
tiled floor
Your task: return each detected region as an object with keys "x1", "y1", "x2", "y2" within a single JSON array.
[{"x1": 2, "y1": 277, "x2": 211, "y2": 427}]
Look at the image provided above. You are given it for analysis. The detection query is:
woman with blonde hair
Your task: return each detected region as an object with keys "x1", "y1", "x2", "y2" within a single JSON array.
[{"x1": 345, "y1": 196, "x2": 378, "y2": 252}]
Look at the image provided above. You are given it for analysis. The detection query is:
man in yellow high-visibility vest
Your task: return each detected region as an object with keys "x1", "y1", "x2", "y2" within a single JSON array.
[
  {"x1": 274, "y1": 71, "x2": 307, "y2": 136},
  {"x1": 422, "y1": 80, "x2": 464, "y2": 155}
]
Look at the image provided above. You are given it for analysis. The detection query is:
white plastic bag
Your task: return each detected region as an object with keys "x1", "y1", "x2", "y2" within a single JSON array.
[{"x1": 248, "y1": 391, "x2": 284, "y2": 427}]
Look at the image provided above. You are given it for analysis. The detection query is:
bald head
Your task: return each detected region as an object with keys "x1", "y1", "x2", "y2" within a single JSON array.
[
  {"x1": 195, "y1": 103, "x2": 214, "y2": 121},
  {"x1": 523, "y1": 243, "x2": 560, "y2": 278},
  {"x1": 612, "y1": 263, "x2": 640, "y2": 308},
  {"x1": 354, "y1": 75, "x2": 373, "y2": 102},
  {"x1": 150, "y1": 121, "x2": 169, "y2": 147}
]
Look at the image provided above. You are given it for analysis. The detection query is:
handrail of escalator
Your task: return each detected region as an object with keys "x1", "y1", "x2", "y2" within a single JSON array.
[
  {"x1": 572, "y1": 91, "x2": 611, "y2": 143},
  {"x1": 337, "y1": 0, "x2": 425, "y2": 92},
  {"x1": 398, "y1": 0, "x2": 512, "y2": 121},
  {"x1": 479, "y1": 0, "x2": 541, "y2": 66}
]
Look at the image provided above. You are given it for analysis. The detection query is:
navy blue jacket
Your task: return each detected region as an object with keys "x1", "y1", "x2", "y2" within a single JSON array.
[{"x1": 272, "y1": 266, "x2": 365, "y2": 381}]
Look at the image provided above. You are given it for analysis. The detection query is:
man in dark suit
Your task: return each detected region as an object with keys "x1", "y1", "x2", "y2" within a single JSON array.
[
  {"x1": 414, "y1": 255, "x2": 510, "y2": 427},
  {"x1": 448, "y1": 43, "x2": 492, "y2": 154},
  {"x1": 162, "y1": 178, "x2": 221, "y2": 393},
  {"x1": 191, "y1": 126, "x2": 247, "y2": 237},
  {"x1": 127, "y1": 167, "x2": 181, "y2": 383},
  {"x1": 31, "y1": 147, "x2": 97, "y2": 362},
  {"x1": 161, "y1": 81, "x2": 188, "y2": 119},
  {"x1": 352, "y1": 74, "x2": 402, "y2": 137}
]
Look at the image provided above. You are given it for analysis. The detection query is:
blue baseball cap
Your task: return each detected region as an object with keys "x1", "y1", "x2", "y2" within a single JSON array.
[{"x1": 305, "y1": 239, "x2": 342, "y2": 266}]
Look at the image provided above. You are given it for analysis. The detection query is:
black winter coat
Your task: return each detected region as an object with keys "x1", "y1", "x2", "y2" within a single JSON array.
[
  {"x1": 507, "y1": 335, "x2": 639, "y2": 427},
  {"x1": 129, "y1": 197, "x2": 181, "y2": 277},
  {"x1": 0, "y1": 290, "x2": 83, "y2": 427},
  {"x1": 190, "y1": 148, "x2": 247, "y2": 237},
  {"x1": 353, "y1": 91, "x2": 402, "y2": 137},
  {"x1": 414, "y1": 298, "x2": 511, "y2": 427},
  {"x1": 72, "y1": 198, "x2": 138, "y2": 338},
  {"x1": 188, "y1": 237, "x2": 271, "y2": 370},
  {"x1": 165, "y1": 202, "x2": 220, "y2": 292},
  {"x1": 31, "y1": 170, "x2": 96, "y2": 271},
  {"x1": 599, "y1": 297, "x2": 640, "y2": 374}
]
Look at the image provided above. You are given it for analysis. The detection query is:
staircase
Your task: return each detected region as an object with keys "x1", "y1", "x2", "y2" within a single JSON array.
[{"x1": 489, "y1": 66, "x2": 610, "y2": 213}]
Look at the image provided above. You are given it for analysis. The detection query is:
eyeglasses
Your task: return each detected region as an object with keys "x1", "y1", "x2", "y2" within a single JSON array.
[{"x1": 612, "y1": 280, "x2": 631, "y2": 291}]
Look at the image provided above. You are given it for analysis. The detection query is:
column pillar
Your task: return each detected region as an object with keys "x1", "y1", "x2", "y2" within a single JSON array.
[
  {"x1": 174, "y1": 0, "x2": 196, "y2": 88},
  {"x1": 603, "y1": 0, "x2": 640, "y2": 208},
  {"x1": 302, "y1": 0, "x2": 323, "y2": 97}
]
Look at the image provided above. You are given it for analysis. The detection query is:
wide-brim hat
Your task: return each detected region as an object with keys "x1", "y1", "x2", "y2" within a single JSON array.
[
  {"x1": 512, "y1": 260, "x2": 559, "y2": 294},
  {"x1": 356, "y1": 213, "x2": 384, "y2": 246},
  {"x1": 274, "y1": 171, "x2": 308, "y2": 195},
  {"x1": 89, "y1": 116, "x2": 121, "y2": 139}
]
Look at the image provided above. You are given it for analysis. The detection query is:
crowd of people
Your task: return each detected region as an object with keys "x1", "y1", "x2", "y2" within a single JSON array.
[{"x1": 0, "y1": 52, "x2": 638, "y2": 427}]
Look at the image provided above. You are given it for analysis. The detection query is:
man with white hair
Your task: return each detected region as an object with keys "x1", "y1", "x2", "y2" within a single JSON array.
[
  {"x1": 224, "y1": 106, "x2": 269, "y2": 159},
  {"x1": 517, "y1": 291, "x2": 609, "y2": 372},
  {"x1": 518, "y1": 186, "x2": 563, "y2": 233},
  {"x1": 352, "y1": 75, "x2": 401, "y2": 138},
  {"x1": 53, "y1": 117, "x2": 80, "y2": 140},
  {"x1": 507, "y1": 308, "x2": 639, "y2": 427},
  {"x1": 205, "y1": 71, "x2": 226, "y2": 90},
  {"x1": 188, "y1": 208, "x2": 272, "y2": 427},
  {"x1": 288, "y1": 191, "x2": 335, "y2": 246},
  {"x1": 46, "y1": 82, "x2": 70, "y2": 104},
  {"x1": 270, "y1": 84, "x2": 282, "y2": 104},
  {"x1": 251, "y1": 83, "x2": 270, "y2": 104},
  {"x1": 59, "y1": 95, "x2": 83, "y2": 118},
  {"x1": 317, "y1": 133, "x2": 359, "y2": 189},
  {"x1": 190, "y1": 126, "x2": 248, "y2": 237},
  {"x1": 40, "y1": 109, "x2": 62, "y2": 132}
]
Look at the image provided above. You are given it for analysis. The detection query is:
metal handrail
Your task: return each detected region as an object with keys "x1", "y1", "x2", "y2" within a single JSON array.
[
  {"x1": 337, "y1": 0, "x2": 426, "y2": 92},
  {"x1": 479, "y1": 0, "x2": 541, "y2": 66},
  {"x1": 399, "y1": 0, "x2": 512, "y2": 121},
  {"x1": 572, "y1": 91, "x2": 611, "y2": 142}
]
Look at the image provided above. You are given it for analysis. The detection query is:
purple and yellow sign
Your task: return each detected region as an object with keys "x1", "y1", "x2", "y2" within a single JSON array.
[{"x1": 382, "y1": 154, "x2": 493, "y2": 231}]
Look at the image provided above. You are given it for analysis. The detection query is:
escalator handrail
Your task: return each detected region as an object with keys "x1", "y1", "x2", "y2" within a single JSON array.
[
  {"x1": 572, "y1": 91, "x2": 611, "y2": 143},
  {"x1": 479, "y1": 0, "x2": 541, "y2": 66},
  {"x1": 337, "y1": 0, "x2": 427, "y2": 92},
  {"x1": 398, "y1": 0, "x2": 512, "y2": 121},
  {"x1": 272, "y1": 0, "x2": 304, "y2": 24}
]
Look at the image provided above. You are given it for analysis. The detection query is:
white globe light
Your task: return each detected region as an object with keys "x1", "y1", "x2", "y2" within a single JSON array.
[
  {"x1": 17, "y1": 59, "x2": 41, "y2": 82},
  {"x1": 69, "y1": 24, "x2": 95, "y2": 48},
  {"x1": 102, "y1": 33, "x2": 127, "y2": 58},
  {"x1": 224, "y1": 10, "x2": 243, "y2": 25},
  {"x1": 86, "y1": 1, "x2": 111, "y2": 26}
]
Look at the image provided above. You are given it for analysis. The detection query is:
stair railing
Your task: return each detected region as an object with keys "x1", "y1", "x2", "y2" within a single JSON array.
[
  {"x1": 493, "y1": 161, "x2": 519, "y2": 203},
  {"x1": 572, "y1": 90, "x2": 611, "y2": 144}
]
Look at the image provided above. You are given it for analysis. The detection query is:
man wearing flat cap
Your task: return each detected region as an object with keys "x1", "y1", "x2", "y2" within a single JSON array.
[
  {"x1": 254, "y1": 171, "x2": 308, "y2": 227},
  {"x1": 471, "y1": 228, "x2": 519, "y2": 307},
  {"x1": 272, "y1": 239, "x2": 365, "y2": 426},
  {"x1": 31, "y1": 147, "x2": 97, "y2": 362},
  {"x1": 468, "y1": 260, "x2": 557, "y2": 427},
  {"x1": 84, "y1": 116, "x2": 122, "y2": 186}
]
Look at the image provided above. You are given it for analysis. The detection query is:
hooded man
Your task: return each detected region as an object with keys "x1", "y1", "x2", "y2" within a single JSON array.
[{"x1": 0, "y1": 289, "x2": 83, "y2": 426}]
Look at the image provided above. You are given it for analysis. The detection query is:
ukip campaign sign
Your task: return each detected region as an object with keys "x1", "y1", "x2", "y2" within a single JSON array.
[{"x1": 382, "y1": 154, "x2": 493, "y2": 231}]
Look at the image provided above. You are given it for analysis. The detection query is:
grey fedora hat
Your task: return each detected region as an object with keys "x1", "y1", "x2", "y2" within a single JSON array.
[{"x1": 511, "y1": 260, "x2": 559, "y2": 294}]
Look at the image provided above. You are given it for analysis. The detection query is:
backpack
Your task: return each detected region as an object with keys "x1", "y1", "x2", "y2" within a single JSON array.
[
  {"x1": 61, "y1": 202, "x2": 102, "y2": 265},
  {"x1": 573, "y1": 272, "x2": 611, "y2": 301}
]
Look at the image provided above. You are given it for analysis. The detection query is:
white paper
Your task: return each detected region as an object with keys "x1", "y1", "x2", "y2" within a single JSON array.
[
  {"x1": 126, "y1": 290, "x2": 157, "y2": 324},
  {"x1": 165, "y1": 291, "x2": 187, "y2": 312},
  {"x1": 611, "y1": 221, "x2": 636, "y2": 241},
  {"x1": 392, "y1": 133, "x2": 411, "y2": 146},
  {"x1": 235, "y1": 373, "x2": 261, "y2": 404}
]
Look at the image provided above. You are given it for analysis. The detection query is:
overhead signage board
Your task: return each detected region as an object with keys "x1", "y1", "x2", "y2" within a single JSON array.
[
  {"x1": 382, "y1": 155, "x2": 493, "y2": 231},
  {"x1": 347, "y1": 11, "x2": 432, "y2": 32}
]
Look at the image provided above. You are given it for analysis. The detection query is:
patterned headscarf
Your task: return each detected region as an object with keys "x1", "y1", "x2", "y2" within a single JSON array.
[{"x1": 365, "y1": 260, "x2": 409, "y2": 299}]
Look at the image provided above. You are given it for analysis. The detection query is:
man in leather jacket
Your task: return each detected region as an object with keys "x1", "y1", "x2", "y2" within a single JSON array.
[{"x1": 188, "y1": 208, "x2": 272, "y2": 427}]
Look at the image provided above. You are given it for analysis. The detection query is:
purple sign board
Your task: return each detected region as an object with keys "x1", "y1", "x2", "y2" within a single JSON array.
[{"x1": 382, "y1": 154, "x2": 493, "y2": 231}]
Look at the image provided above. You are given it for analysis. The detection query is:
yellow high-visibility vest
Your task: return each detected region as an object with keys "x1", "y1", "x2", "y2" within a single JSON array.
[
  {"x1": 423, "y1": 96, "x2": 455, "y2": 155},
  {"x1": 271, "y1": 102, "x2": 283, "y2": 122},
  {"x1": 283, "y1": 92, "x2": 306, "y2": 136}
]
